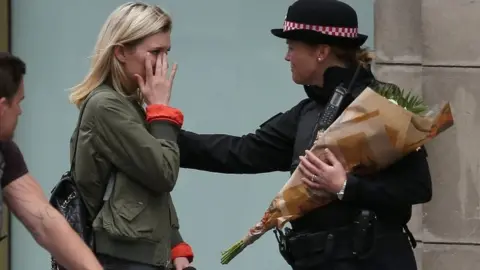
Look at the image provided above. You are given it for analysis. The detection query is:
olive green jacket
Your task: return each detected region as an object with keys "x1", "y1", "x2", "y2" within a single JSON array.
[{"x1": 70, "y1": 85, "x2": 183, "y2": 267}]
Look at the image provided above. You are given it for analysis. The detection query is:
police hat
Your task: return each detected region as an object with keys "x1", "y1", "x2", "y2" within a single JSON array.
[{"x1": 271, "y1": 0, "x2": 368, "y2": 48}]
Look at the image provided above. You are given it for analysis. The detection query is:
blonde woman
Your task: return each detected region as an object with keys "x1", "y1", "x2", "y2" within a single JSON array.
[{"x1": 68, "y1": 3, "x2": 193, "y2": 270}]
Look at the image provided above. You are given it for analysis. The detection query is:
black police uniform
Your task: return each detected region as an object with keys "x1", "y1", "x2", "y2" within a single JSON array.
[{"x1": 178, "y1": 65, "x2": 432, "y2": 270}]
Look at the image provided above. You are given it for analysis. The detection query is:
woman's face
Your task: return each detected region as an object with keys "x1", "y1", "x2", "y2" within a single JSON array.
[
  {"x1": 285, "y1": 40, "x2": 330, "y2": 86},
  {"x1": 114, "y1": 31, "x2": 171, "y2": 89}
]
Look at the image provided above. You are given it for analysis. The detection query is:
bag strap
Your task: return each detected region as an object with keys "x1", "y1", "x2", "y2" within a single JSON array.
[
  {"x1": 69, "y1": 90, "x2": 115, "y2": 202},
  {"x1": 69, "y1": 90, "x2": 100, "y2": 173}
]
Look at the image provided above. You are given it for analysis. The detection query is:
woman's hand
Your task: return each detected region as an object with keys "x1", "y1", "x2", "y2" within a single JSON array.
[
  {"x1": 173, "y1": 257, "x2": 190, "y2": 270},
  {"x1": 298, "y1": 148, "x2": 347, "y2": 194},
  {"x1": 135, "y1": 52, "x2": 177, "y2": 106}
]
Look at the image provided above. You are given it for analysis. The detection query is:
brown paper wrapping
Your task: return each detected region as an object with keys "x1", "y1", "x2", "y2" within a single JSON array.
[{"x1": 242, "y1": 87, "x2": 454, "y2": 245}]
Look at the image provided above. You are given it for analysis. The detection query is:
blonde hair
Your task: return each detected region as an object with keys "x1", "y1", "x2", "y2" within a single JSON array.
[
  {"x1": 331, "y1": 46, "x2": 375, "y2": 68},
  {"x1": 69, "y1": 2, "x2": 172, "y2": 106}
]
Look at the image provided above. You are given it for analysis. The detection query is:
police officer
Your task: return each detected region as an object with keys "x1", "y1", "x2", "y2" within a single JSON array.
[{"x1": 178, "y1": 0, "x2": 432, "y2": 269}]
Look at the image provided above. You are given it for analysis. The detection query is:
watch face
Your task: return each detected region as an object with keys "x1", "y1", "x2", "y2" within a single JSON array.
[{"x1": 337, "y1": 179, "x2": 347, "y2": 200}]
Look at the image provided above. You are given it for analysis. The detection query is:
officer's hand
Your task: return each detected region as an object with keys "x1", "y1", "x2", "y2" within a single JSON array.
[{"x1": 298, "y1": 148, "x2": 346, "y2": 193}]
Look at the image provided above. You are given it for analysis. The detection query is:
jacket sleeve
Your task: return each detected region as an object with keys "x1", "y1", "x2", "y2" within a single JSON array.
[
  {"x1": 91, "y1": 94, "x2": 182, "y2": 195},
  {"x1": 170, "y1": 229, "x2": 194, "y2": 263},
  {"x1": 342, "y1": 147, "x2": 432, "y2": 208},
  {"x1": 178, "y1": 101, "x2": 307, "y2": 174}
]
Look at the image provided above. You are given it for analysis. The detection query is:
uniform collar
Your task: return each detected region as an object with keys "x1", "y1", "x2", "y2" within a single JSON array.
[{"x1": 304, "y1": 65, "x2": 374, "y2": 104}]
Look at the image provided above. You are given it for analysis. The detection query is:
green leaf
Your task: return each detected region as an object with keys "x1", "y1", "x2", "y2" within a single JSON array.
[{"x1": 374, "y1": 84, "x2": 428, "y2": 114}]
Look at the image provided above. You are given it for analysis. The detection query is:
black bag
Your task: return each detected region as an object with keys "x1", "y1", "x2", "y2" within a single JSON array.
[{"x1": 49, "y1": 91, "x2": 99, "y2": 270}]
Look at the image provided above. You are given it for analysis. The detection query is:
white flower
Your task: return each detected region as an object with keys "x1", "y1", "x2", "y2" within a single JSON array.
[
  {"x1": 388, "y1": 98, "x2": 398, "y2": 105},
  {"x1": 388, "y1": 98, "x2": 409, "y2": 110}
]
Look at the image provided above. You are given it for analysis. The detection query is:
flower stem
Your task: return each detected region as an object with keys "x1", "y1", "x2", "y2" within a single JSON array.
[{"x1": 220, "y1": 240, "x2": 245, "y2": 264}]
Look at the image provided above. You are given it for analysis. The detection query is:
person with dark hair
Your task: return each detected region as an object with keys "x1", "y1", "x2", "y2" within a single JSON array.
[
  {"x1": 0, "y1": 52, "x2": 103, "y2": 270},
  {"x1": 178, "y1": 0, "x2": 431, "y2": 269}
]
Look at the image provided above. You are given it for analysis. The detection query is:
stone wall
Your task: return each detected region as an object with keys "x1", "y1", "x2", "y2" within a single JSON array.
[{"x1": 374, "y1": 0, "x2": 480, "y2": 269}]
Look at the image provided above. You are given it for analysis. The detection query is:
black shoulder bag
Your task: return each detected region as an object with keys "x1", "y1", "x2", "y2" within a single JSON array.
[{"x1": 49, "y1": 90, "x2": 102, "y2": 270}]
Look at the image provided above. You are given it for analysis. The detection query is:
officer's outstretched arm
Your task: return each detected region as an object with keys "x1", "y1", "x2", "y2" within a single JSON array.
[
  {"x1": 178, "y1": 110, "x2": 305, "y2": 174},
  {"x1": 3, "y1": 173, "x2": 103, "y2": 270}
]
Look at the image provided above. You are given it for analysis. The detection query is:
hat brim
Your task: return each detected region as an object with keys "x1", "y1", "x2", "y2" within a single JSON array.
[{"x1": 271, "y1": 28, "x2": 368, "y2": 48}]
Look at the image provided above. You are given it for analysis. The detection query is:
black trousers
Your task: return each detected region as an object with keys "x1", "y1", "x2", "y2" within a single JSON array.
[
  {"x1": 292, "y1": 232, "x2": 417, "y2": 270},
  {"x1": 97, "y1": 254, "x2": 167, "y2": 270}
]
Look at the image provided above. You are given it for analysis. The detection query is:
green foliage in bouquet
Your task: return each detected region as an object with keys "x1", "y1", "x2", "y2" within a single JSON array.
[{"x1": 374, "y1": 83, "x2": 428, "y2": 114}]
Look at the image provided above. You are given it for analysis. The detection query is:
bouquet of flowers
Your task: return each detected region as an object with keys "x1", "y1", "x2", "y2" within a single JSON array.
[{"x1": 220, "y1": 84, "x2": 455, "y2": 264}]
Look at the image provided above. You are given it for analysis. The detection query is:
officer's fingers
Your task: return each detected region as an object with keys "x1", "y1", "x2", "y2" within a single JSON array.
[
  {"x1": 324, "y1": 148, "x2": 341, "y2": 167},
  {"x1": 298, "y1": 163, "x2": 316, "y2": 181},
  {"x1": 297, "y1": 162, "x2": 309, "y2": 177},
  {"x1": 298, "y1": 160, "x2": 326, "y2": 190},
  {"x1": 301, "y1": 177, "x2": 322, "y2": 190},
  {"x1": 299, "y1": 156, "x2": 321, "y2": 176},
  {"x1": 305, "y1": 150, "x2": 329, "y2": 171}
]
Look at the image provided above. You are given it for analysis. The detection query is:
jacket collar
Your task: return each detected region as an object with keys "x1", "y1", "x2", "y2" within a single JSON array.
[{"x1": 304, "y1": 65, "x2": 374, "y2": 105}]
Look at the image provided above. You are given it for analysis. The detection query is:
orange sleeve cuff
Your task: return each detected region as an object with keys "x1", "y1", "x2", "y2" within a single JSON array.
[
  {"x1": 171, "y1": 242, "x2": 194, "y2": 262},
  {"x1": 146, "y1": 104, "x2": 184, "y2": 127}
]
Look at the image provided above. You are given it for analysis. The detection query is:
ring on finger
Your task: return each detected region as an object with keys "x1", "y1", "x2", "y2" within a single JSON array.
[{"x1": 310, "y1": 174, "x2": 317, "y2": 182}]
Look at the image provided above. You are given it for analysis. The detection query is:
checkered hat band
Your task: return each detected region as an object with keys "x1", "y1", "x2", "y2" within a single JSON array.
[{"x1": 283, "y1": 21, "x2": 358, "y2": 38}]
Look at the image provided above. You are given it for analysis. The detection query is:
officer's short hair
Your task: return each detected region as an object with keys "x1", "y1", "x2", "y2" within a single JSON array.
[{"x1": 0, "y1": 52, "x2": 26, "y2": 101}]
